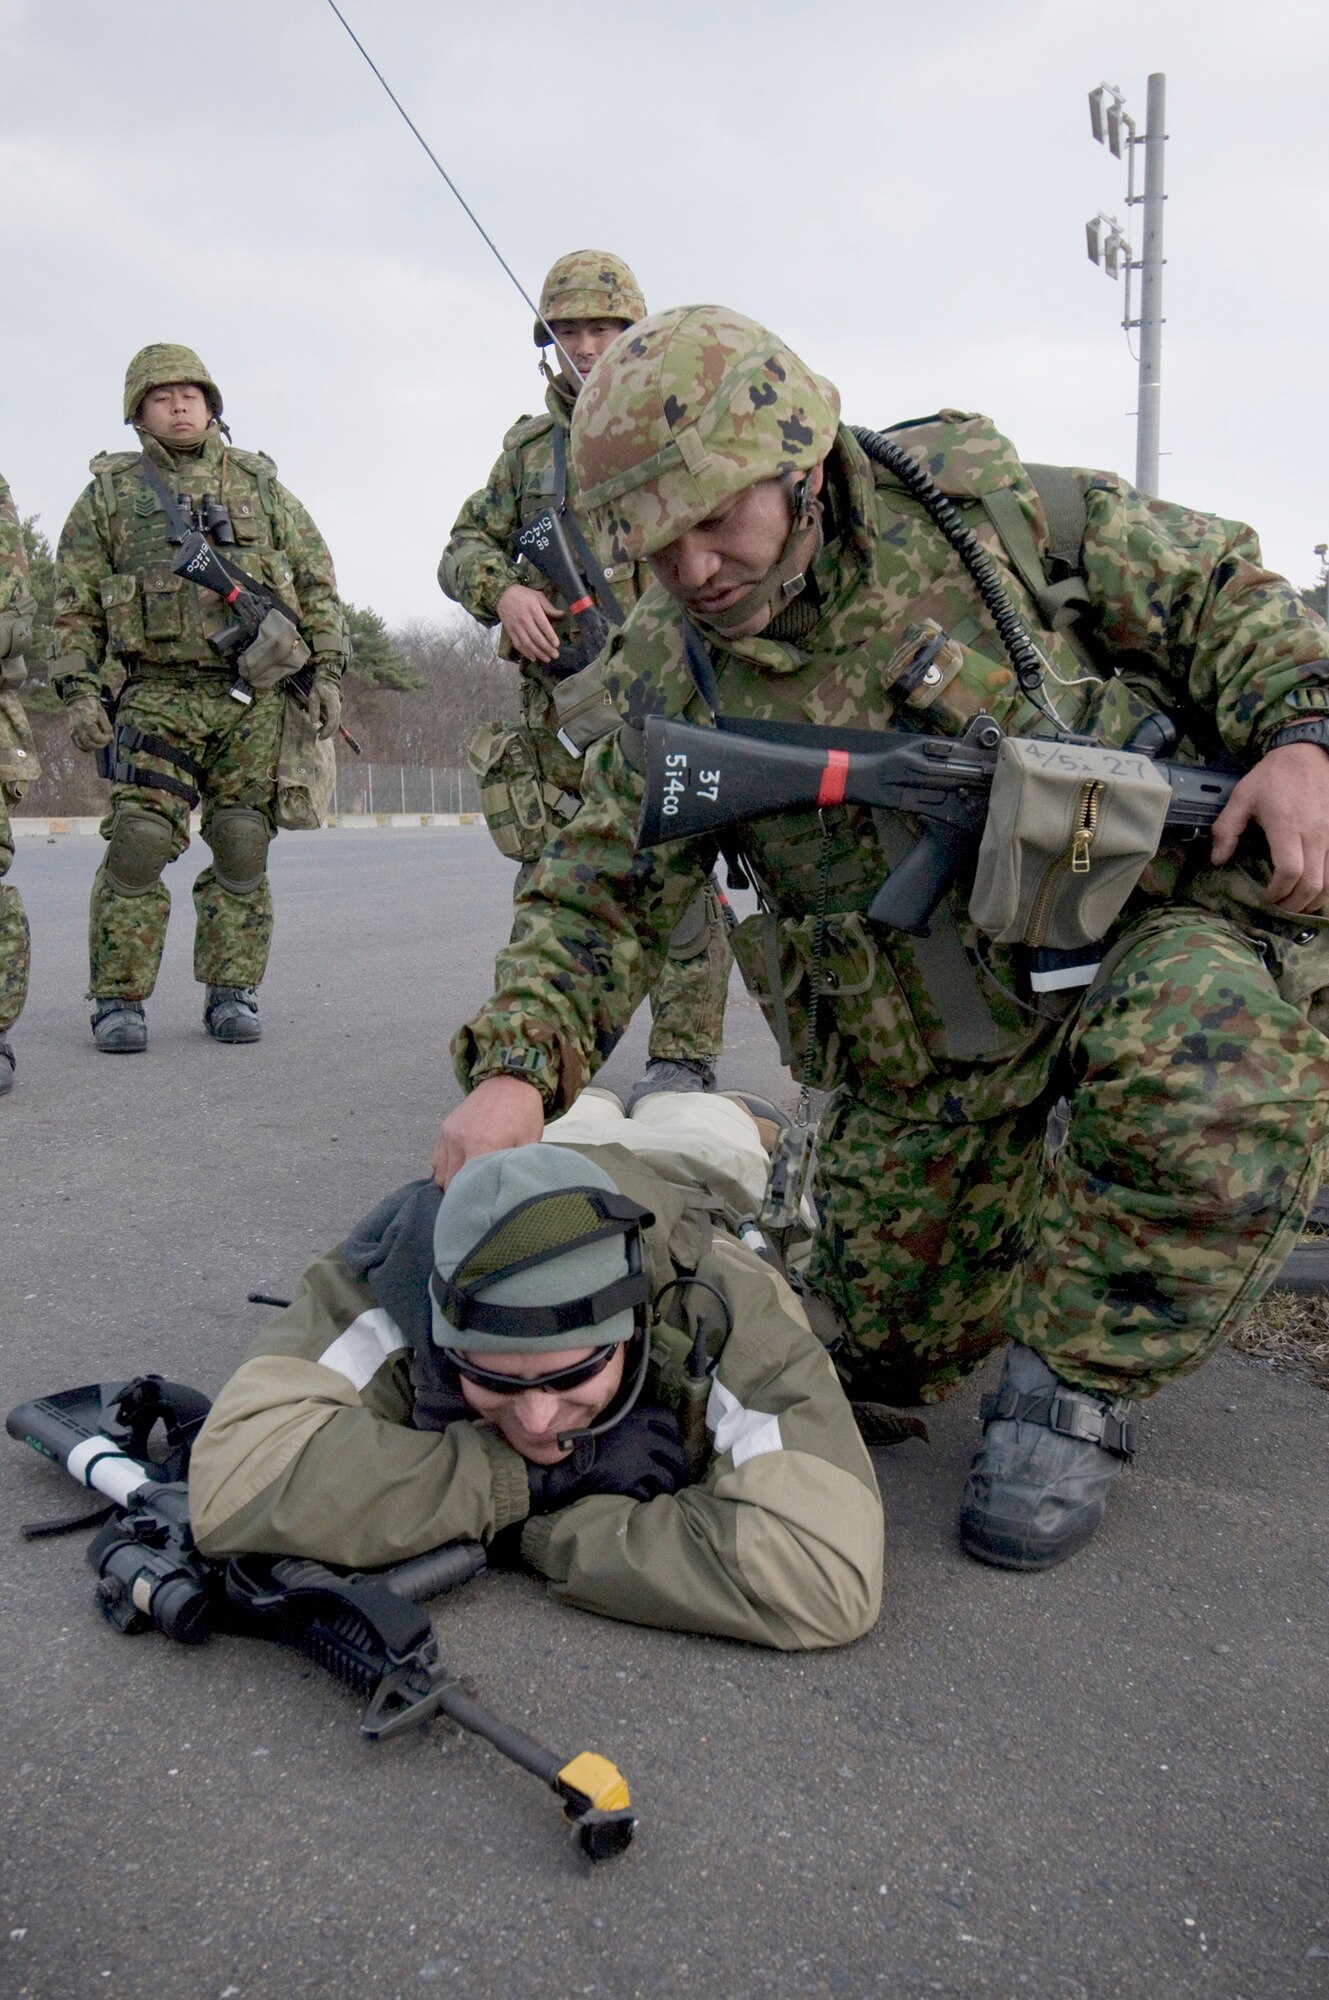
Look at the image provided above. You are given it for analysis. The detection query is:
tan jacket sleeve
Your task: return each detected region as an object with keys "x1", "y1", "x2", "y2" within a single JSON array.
[
  {"x1": 521, "y1": 1237, "x2": 884, "y2": 1651},
  {"x1": 188, "y1": 1247, "x2": 531, "y2": 1566}
]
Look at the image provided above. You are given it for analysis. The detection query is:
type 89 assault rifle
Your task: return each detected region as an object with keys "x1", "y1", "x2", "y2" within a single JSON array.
[
  {"x1": 8, "y1": 1375, "x2": 635, "y2": 1861},
  {"x1": 635, "y1": 712, "x2": 1238, "y2": 937}
]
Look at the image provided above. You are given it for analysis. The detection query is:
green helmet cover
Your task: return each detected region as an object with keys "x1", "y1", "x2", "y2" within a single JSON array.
[
  {"x1": 431, "y1": 1144, "x2": 647, "y2": 1355},
  {"x1": 570, "y1": 305, "x2": 841, "y2": 562},
  {"x1": 534, "y1": 250, "x2": 646, "y2": 346},
  {"x1": 123, "y1": 343, "x2": 223, "y2": 426}
]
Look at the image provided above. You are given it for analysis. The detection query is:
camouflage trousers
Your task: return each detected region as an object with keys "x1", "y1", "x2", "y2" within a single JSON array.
[
  {"x1": 510, "y1": 691, "x2": 731, "y2": 1067},
  {"x1": 90, "y1": 677, "x2": 283, "y2": 1000},
  {"x1": 645, "y1": 881, "x2": 730, "y2": 1066},
  {"x1": 806, "y1": 907, "x2": 1329, "y2": 1403},
  {"x1": 0, "y1": 785, "x2": 29, "y2": 1035}
]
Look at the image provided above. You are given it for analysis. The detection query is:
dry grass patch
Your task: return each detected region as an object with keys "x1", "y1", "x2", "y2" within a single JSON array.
[{"x1": 1232, "y1": 1287, "x2": 1329, "y2": 1391}]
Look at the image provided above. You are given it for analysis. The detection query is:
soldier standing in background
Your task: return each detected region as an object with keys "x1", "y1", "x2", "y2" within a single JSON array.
[
  {"x1": 52, "y1": 344, "x2": 346, "y2": 1053},
  {"x1": 0, "y1": 474, "x2": 39, "y2": 1092},
  {"x1": 439, "y1": 253, "x2": 730, "y2": 1107}
]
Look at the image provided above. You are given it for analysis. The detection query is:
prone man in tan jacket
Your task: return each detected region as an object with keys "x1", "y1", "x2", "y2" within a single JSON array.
[{"x1": 189, "y1": 1093, "x2": 883, "y2": 1651}]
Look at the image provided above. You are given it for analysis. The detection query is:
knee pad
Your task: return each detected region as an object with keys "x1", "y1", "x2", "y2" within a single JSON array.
[
  {"x1": 207, "y1": 807, "x2": 271, "y2": 894},
  {"x1": 666, "y1": 888, "x2": 711, "y2": 963},
  {"x1": 104, "y1": 805, "x2": 175, "y2": 897}
]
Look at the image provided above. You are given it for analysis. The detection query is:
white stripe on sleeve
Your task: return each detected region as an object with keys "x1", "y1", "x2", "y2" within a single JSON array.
[
  {"x1": 317, "y1": 1307, "x2": 408, "y2": 1392},
  {"x1": 706, "y1": 1377, "x2": 782, "y2": 1468}
]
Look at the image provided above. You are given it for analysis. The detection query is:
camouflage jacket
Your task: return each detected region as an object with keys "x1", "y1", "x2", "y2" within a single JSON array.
[
  {"x1": 51, "y1": 429, "x2": 345, "y2": 697},
  {"x1": 454, "y1": 416, "x2": 1329, "y2": 1123},
  {"x1": 188, "y1": 1145, "x2": 882, "y2": 1651},
  {"x1": 438, "y1": 378, "x2": 649, "y2": 659},
  {"x1": 0, "y1": 474, "x2": 39, "y2": 790}
]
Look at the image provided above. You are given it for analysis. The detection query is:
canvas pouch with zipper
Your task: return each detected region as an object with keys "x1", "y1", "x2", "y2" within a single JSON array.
[{"x1": 969, "y1": 736, "x2": 1172, "y2": 949}]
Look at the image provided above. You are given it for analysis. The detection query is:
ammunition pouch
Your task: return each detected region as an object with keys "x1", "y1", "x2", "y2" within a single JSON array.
[
  {"x1": 550, "y1": 655, "x2": 619, "y2": 753},
  {"x1": 0, "y1": 597, "x2": 35, "y2": 663},
  {"x1": 104, "y1": 803, "x2": 176, "y2": 896},
  {"x1": 275, "y1": 688, "x2": 334, "y2": 830},
  {"x1": 240, "y1": 608, "x2": 310, "y2": 691},
  {"x1": 466, "y1": 720, "x2": 579, "y2": 862},
  {"x1": 969, "y1": 738, "x2": 1171, "y2": 951},
  {"x1": 0, "y1": 688, "x2": 39, "y2": 789}
]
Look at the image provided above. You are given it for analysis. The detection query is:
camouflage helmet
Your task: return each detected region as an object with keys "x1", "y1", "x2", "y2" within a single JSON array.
[
  {"x1": 570, "y1": 305, "x2": 841, "y2": 561},
  {"x1": 123, "y1": 343, "x2": 223, "y2": 426},
  {"x1": 534, "y1": 250, "x2": 646, "y2": 346}
]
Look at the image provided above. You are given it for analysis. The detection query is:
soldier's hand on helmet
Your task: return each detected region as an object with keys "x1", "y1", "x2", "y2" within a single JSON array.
[
  {"x1": 526, "y1": 1405, "x2": 691, "y2": 1512},
  {"x1": 66, "y1": 693, "x2": 114, "y2": 753},
  {"x1": 307, "y1": 672, "x2": 342, "y2": 741},
  {"x1": 496, "y1": 583, "x2": 562, "y2": 665},
  {"x1": 432, "y1": 1075, "x2": 546, "y2": 1187},
  {"x1": 1211, "y1": 741, "x2": 1329, "y2": 913}
]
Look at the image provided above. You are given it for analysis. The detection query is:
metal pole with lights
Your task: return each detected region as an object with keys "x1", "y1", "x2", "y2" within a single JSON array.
[{"x1": 1086, "y1": 76, "x2": 1167, "y2": 495}]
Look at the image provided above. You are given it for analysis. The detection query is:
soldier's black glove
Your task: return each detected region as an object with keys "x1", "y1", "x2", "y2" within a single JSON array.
[{"x1": 526, "y1": 1405, "x2": 691, "y2": 1514}]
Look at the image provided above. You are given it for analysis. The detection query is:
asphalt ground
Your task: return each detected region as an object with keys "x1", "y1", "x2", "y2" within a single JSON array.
[{"x1": 2, "y1": 829, "x2": 1325, "y2": 2000}]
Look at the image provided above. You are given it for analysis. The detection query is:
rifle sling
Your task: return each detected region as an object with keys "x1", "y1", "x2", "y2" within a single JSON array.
[
  {"x1": 550, "y1": 425, "x2": 624, "y2": 627},
  {"x1": 679, "y1": 622, "x2": 749, "y2": 889},
  {"x1": 981, "y1": 485, "x2": 1092, "y2": 635},
  {"x1": 137, "y1": 455, "x2": 301, "y2": 624}
]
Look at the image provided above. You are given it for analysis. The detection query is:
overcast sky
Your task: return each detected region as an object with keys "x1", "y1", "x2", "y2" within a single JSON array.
[{"x1": 3, "y1": 0, "x2": 1326, "y2": 628}]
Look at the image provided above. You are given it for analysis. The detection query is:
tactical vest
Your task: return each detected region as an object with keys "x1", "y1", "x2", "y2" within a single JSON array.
[
  {"x1": 88, "y1": 441, "x2": 300, "y2": 670},
  {"x1": 663, "y1": 421, "x2": 1198, "y2": 1121}
]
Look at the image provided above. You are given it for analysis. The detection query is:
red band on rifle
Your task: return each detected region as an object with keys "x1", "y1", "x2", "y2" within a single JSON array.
[
  {"x1": 817, "y1": 749, "x2": 849, "y2": 809},
  {"x1": 224, "y1": 586, "x2": 241, "y2": 606},
  {"x1": 568, "y1": 595, "x2": 594, "y2": 616}
]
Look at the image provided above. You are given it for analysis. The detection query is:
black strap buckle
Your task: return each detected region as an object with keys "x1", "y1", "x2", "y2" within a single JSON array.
[{"x1": 979, "y1": 1385, "x2": 1137, "y2": 1461}]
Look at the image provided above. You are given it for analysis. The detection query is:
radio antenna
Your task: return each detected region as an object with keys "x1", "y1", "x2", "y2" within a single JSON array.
[{"x1": 323, "y1": 0, "x2": 576, "y2": 377}]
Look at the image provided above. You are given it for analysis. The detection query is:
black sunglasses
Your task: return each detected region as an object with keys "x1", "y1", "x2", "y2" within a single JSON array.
[{"x1": 443, "y1": 1344, "x2": 618, "y2": 1397}]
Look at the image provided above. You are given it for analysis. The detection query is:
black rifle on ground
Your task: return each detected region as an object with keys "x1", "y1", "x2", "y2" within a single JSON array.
[
  {"x1": 7, "y1": 1375, "x2": 635, "y2": 1862},
  {"x1": 635, "y1": 711, "x2": 1238, "y2": 937}
]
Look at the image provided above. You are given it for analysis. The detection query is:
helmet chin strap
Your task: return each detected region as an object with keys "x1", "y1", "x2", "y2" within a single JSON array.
[
  {"x1": 700, "y1": 472, "x2": 824, "y2": 639},
  {"x1": 539, "y1": 354, "x2": 581, "y2": 401}
]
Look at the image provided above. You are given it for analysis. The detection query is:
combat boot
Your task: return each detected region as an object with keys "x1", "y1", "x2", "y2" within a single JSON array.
[
  {"x1": 204, "y1": 986, "x2": 261, "y2": 1044},
  {"x1": 959, "y1": 1341, "x2": 1138, "y2": 1571},
  {"x1": 625, "y1": 1057, "x2": 716, "y2": 1112},
  {"x1": 0, "y1": 1034, "x2": 14, "y2": 1094},
  {"x1": 91, "y1": 999, "x2": 147, "y2": 1054}
]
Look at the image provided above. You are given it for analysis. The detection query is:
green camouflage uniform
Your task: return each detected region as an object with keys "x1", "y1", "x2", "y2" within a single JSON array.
[
  {"x1": 52, "y1": 350, "x2": 345, "y2": 1001},
  {"x1": 454, "y1": 412, "x2": 1329, "y2": 1405},
  {"x1": 440, "y1": 378, "x2": 729, "y2": 1068},
  {"x1": 0, "y1": 473, "x2": 38, "y2": 1038}
]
